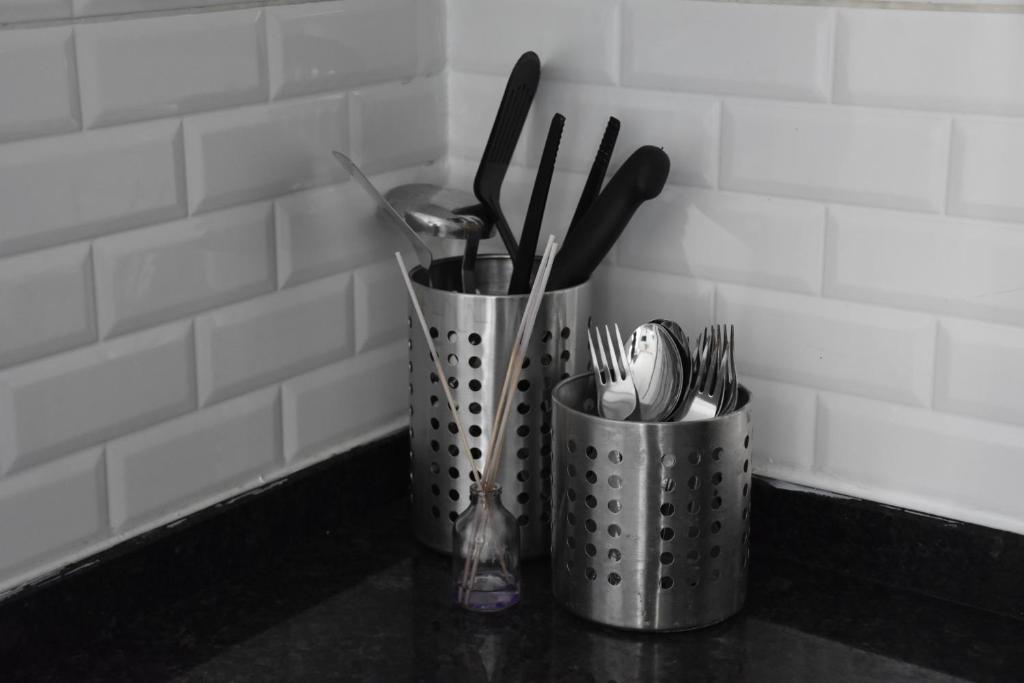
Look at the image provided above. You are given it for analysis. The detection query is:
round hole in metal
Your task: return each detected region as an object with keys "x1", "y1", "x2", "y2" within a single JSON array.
[
  {"x1": 447, "y1": 377, "x2": 458, "y2": 390},
  {"x1": 468, "y1": 333, "x2": 481, "y2": 345},
  {"x1": 688, "y1": 526, "x2": 700, "y2": 538},
  {"x1": 686, "y1": 550, "x2": 700, "y2": 563},
  {"x1": 430, "y1": 395, "x2": 439, "y2": 406},
  {"x1": 517, "y1": 470, "x2": 530, "y2": 483},
  {"x1": 448, "y1": 467, "x2": 459, "y2": 479},
  {"x1": 608, "y1": 475, "x2": 622, "y2": 489},
  {"x1": 609, "y1": 450, "x2": 623, "y2": 464},
  {"x1": 710, "y1": 520, "x2": 722, "y2": 534},
  {"x1": 517, "y1": 448, "x2": 529, "y2": 460},
  {"x1": 743, "y1": 483, "x2": 749, "y2": 497},
  {"x1": 567, "y1": 464, "x2": 577, "y2": 477},
  {"x1": 471, "y1": 448, "x2": 482, "y2": 460},
  {"x1": 516, "y1": 425, "x2": 530, "y2": 437},
  {"x1": 567, "y1": 512, "x2": 576, "y2": 526},
  {"x1": 711, "y1": 472, "x2": 723, "y2": 485},
  {"x1": 469, "y1": 425, "x2": 482, "y2": 437},
  {"x1": 560, "y1": 349, "x2": 571, "y2": 361},
  {"x1": 430, "y1": 440, "x2": 440, "y2": 452},
  {"x1": 660, "y1": 552, "x2": 673, "y2": 565},
  {"x1": 585, "y1": 495, "x2": 597, "y2": 509},
  {"x1": 585, "y1": 543, "x2": 596, "y2": 557},
  {"x1": 448, "y1": 444, "x2": 459, "y2": 457},
  {"x1": 711, "y1": 496, "x2": 722, "y2": 510},
  {"x1": 447, "y1": 330, "x2": 457, "y2": 343},
  {"x1": 469, "y1": 356, "x2": 481, "y2": 369},
  {"x1": 429, "y1": 327, "x2": 439, "y2": 338},
  {"x1": 448, "y1": 489, "x2": 459, "y2": 501},
  {"x1": 449, "y1": 511, "x2": 458, "y2": 522},
  {"x1": 660, "y1": 576, "x2": 674, "y2": 590},
  {"x1": 661, "y1": 453, "x2": 676, "y2": 468},
  {"x1": 517, "y1": 492, "x2": 530, "y2": 505},
  {"x1": 686, "y1": 501, "x2": 701, "y2": 514},
  {"x1": 430, "y1": 418, "x2": 440, "y2": 430},
  {"x1": 469, "y1": 402, "x2": 482, "y2": 414},
  {"x1": 745, "y1": 435, "x2": 750, "y2": 449},
  {"x1": 585, "y1": 471, "x2": 597, "y2": 484},
  {"x1": 521, "y1": 357, "x2": 530, "y2": 369},
  {"x1": 585, "y1": 446, "x2": 597, "y2": 460},
  {"x1": 567, "y1": 536, "x2": 576, "y2": 549},
  {"x1": 662, "y1": 478, "x2": 676, "y2": 493},
  {"x1": 607, "y1": 500, "x2": 621, "y2": 513},
  {"x1": 608, "y1": 549, "x2": 621, "y2": 562},
  {"x1": 687, "y1": 475, "x2": 700, "y2": 490},
  {"x1": 469, "y1": 379, "x2": 482, "y2": 391},
  {"x1": 660, "y1": 527, "x2": 674, "y2": 541},
  {"x1": 429, "y1": 462, "x2": 440, "y2": 475},
  {"x1": 608, "y1": 524, "x2": 621, "y2": 537},
  {"x1": 448, "y1": 422, "x2": 459, "y2": 434},
  {"x1": 429, "y1": 372, "x2": 439, "y2": 384},
  {"x1": 517, "y1": 379, "x2": 530, "y2": 391},
  {"x1": 585, "y1": 567, "x2": 597, "y2": 581},
  {"x1": 431, "y1": 506, "x2": 440, "y2": 519},
  {"x1": 711, "y1": 447, "x2": 723, "y2": 461},
  {"x1": 568, "y1": 440, "x2": 577, "y2": 453},
  {"x1": 541, "y1": 353, "x2": 553, "y2": 366},
  {"x1": 660, "y1": 503, "x2": 674, "y2": 516},
  {"x1": 710, "y1": 545, "x2": 721, "y2": 558},
  {"x1": 447, "y1": 353, "x2": 458, "y2": 366},
  {"x1": 744, "y1": 459, "x2": 750, "y2": 472},
  {"x1": 517, "y1": 515, "x2": 529, "y2": 526},
  {"x1": 431, "y1": 484, "x2": 440, "y2": 496},
  {"x1": 608, "y1": 573, "x2": 621, "y2": 586},
  {"x1": 567, "y1": 489, "x2": 577, "y2": 502},
  {"x1": 517, "y1": 402, "x2": 530, "y2": 415},
  {"x1": 585, "y1": 519, "x2": 597, "y2": 533},
  {"x1": 541, "y1": 331, "x2": 553, "y2": 343}
]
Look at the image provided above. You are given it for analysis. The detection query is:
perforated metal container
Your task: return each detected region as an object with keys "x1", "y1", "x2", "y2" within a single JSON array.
[
  {"x1": 408, "y1": 255, "x2": 591, "y2": 558},
  {"x1": 551, "y1": 374, "x2": 752, "y2": 631}
]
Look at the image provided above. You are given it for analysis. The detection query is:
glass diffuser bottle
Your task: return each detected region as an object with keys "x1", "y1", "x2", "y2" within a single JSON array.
[{"x1": 452, "y1": 483, "x2": 521, "y2": 612}]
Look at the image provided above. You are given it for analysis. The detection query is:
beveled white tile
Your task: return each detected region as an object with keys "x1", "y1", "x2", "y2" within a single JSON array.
[
  {"x1": 448, "y1": 0, "x2": 618, "y2": 85},
  {"x1": 94, "y1": 202, "x2": 276, "y2": 338},
  {"x1": 0, "y1": 244, "x2": 95, "y2": 370},
  {"x1": 623, "y1": 0, "x2": 834, "y2": 101},
  {"x1": 826, "y1": 206, "x2": 1024, "y2": 326},
  {"x1": 619, "y1": 186, "x2": 825, "y2": 294},
  {"x1": 354, "y1": 260, "x2": 407, "y2": 353},
  {"x1": 0, "y1": 26, "x2": 79, "y2": 143},
  {"x1": 107, "y1": 387, "x2": 280, "y2": 530},
  {"x1": 0, "y1": 120, "x2": 185, "y2": 257},
  {"x1": 717, "y1": 284, "x2": 936, "y2": 407},
  {"x1": 817, "y1": 392, "x2": 1024, "y2": 533},
  {"x1": 194, "y1": 273, "x2": 354, "y2": 406},
  {"x1": 76, "y1": 9, "x2": 266, "y2": 128},
  {"x1": 595, "y1": 266, "x2": 715, "y2": 338},
  {"x1": 275, "y1": 165, "x2": 445, "y2": 288},
  {"x1": 948, "y1": 117, "x2": 1024, "y2": 223},
  {"x1": 448, "y1": 72, "x2": 529, "y2": 167},
  {"x1": 0, "y1": 448, "x2": 105, "y2": 581},
  {"x1": 0, "y1": 0, "x2": 72, "y2": 23},
  {"x1": 0, "y1": 322, "x2": 195, "y2": 474},
  {"x1": 935, "y1": 318, "x2": 1024, "y2": 427},
  {"x1": 283, "y1": 342, "x2": 407, "y2": 462},
  {"x1": 73, "y1": 0, "x2": 232, "y2": 16},
  {"x1": 184, "y1": 95, "x2": 347, "y2": 215},
  {"x1": 349, "y1": 76, "x2": 446, "y2": 175},
  {"x1": 740, "y1": 376, "x2": 816, "y2": 476},
  {"x1": 721, "y1": 100, "x2": 950, "y2": 212},
  {"x1": 267, "y1": 0, "x2": 418, "y2": 100},
  {"x1": 416, "y1": 0, "x2": 446, "y2": 76},
  {"x1": 835, "y1": 9, "x2": 1024, "y2": 115}
]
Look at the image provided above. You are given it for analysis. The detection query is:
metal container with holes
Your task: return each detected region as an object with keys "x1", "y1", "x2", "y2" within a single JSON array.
[
  {"x1": 550, "y1": 374, "x2": 752, "y2": 631},
  {"x1": 408, "y1": 255, "x2": 591, "y2": 558}
]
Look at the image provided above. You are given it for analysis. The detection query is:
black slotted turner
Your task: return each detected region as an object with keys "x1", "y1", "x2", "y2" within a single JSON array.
[{"x1": 472, "y1": 51, "x2": 541, "y2": 261}]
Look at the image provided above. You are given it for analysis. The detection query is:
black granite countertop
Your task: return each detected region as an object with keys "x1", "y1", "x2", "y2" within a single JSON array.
[{"x1": 6, "y1": 494, "x2": 1024, "y2": 683}]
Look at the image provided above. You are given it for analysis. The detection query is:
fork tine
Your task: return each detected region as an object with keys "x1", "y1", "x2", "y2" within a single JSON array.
[
  {"x1": 594, "y1": 326, "x2": 612, "y2": 382},
  {"x1": 587, "y1": 327, "x2": 603, "y2": 384},
  {"x1": 603, "y1": 326, "x2": 620, "y2": 381},
  {"x1": 613, "y1": 324, "x2": 631, "y2": 381}
]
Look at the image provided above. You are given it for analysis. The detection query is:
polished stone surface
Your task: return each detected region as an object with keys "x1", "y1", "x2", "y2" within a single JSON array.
[{"x1": 6, "y1": 499, "x2": 1024, "y2": 683}]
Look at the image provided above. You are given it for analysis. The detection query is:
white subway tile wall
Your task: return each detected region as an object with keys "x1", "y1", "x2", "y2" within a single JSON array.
[
  {"x1": 0, "y1": 0, "x2": 444, "y2": 596},
  {"x1": 3, "y1": 0, "x2": 1024, "y2": 596},
  {"x1": 447, "y1": 0, "x2": 1024, "y2": 535}
]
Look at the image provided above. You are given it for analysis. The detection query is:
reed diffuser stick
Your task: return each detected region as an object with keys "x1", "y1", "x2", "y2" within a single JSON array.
[
  {"x1": 395, "y1": 252, "x2": 481, "y2": 483},
  {"x1": 460, "y1": 237, "x2": 558, "y2": 604}
]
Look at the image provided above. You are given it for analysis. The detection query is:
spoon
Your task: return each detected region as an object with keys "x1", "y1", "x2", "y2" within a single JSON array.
[
  {"x1": 332, "y1": 151, "x2": 434, "y2": 285},
  {"x1": 650, "y1": 319, "x2": 693, "y2": 420},
  {"x1": 626, "y1": 322, "x2": 686, "y2": 422},
  {"x1": 384, "y1": 184, "x2": 491, "y2": 239}
]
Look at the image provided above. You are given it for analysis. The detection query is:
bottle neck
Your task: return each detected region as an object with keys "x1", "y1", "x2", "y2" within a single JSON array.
[{"x1": 469, "y1": 482, "x2": 501, "y2": 504}]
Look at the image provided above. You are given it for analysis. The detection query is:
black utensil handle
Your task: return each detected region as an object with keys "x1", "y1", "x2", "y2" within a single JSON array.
[
  {"x1": 508, "y1": 113, "x2": 565, "y2": 295},
  {"x1": 548, "y1": 145, "x2": 670, "y2": 290},
  {"x1": 567, "y1": 116, "x2": 620, "y2": 234}
]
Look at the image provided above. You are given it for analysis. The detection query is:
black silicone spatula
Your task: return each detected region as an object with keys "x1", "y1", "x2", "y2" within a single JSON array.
[
  {"x1": 472, "y1": 51, "x2": 541, "y2": 260},
  {"x1": 508, "y1": 113, "x2": 565, "y2": 295},
  {"x1": 567, "y1": 116, "x2": 620, "y2": 235},
  {"x1": 547, "y1": 145, "x2": 670, "y2": 290}
]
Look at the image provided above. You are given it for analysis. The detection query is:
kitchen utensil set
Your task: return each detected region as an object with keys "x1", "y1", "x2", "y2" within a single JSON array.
[{"x1": 589, "y1": 321, "x2": 739, "y2": 423}]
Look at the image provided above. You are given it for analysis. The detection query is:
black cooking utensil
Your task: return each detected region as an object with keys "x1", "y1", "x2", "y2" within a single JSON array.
[
  {"x1": 547, "y1": 145, "x2": 670, "y2": 290},
  {"x1": 567, "y1": 116, "x2": 620, "y2": 235},
  {"x1": 472, "y1": 51, "x2": 541, "y2": 259},
  {"x1": 508, "y1": 113, "x2": 565, "y2": 295}
]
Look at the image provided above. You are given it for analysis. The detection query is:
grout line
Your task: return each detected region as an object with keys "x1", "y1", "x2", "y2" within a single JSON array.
[
  {"x1": 818, "y1": 206, "x2": 831, "y2": 298},
  {"x1": 942, "y1": 118, "x2": 956, "y2": 216}
]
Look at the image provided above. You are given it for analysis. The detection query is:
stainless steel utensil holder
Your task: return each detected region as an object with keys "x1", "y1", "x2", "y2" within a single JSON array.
[
  {"x1": 409, "y1": 255, "x2": 591, "y2": 558},
  {"x1": 551, "y1": 374, "x2": 752, "y2": 631}
]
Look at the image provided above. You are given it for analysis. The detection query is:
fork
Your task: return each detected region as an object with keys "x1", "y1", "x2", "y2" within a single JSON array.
[
  {"x1": 720, "y1": 325, "x2": 738, "y2": 415},
  {"x1": 588, "y1": 324, "x2": 638, "y2": 421},
  {"x1": 683, "y1": 326, "x2": 728, "y2": 421}
]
